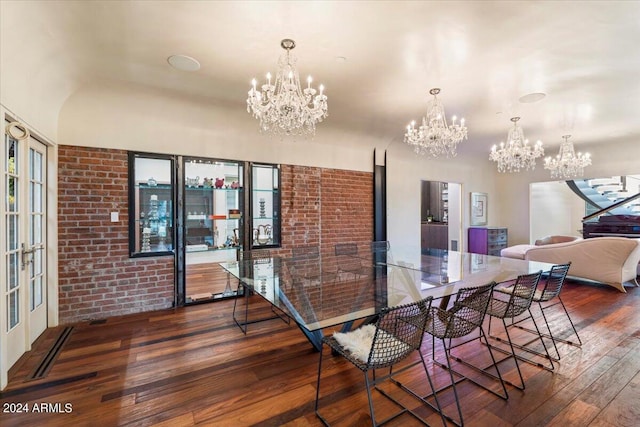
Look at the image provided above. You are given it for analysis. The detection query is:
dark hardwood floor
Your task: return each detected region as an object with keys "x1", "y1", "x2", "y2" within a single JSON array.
[
  {"x1": 185, "y1": 263, "x2": 239, "y2": 302},
  {"x1": 2, "y1": 279, "x2": 640, "y2": 426}
]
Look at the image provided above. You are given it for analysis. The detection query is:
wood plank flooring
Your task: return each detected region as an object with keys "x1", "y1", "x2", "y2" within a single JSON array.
[
  {"x1": 186, "y1": 263, "x2": 239, "y2": 302},
  {"x1": 2, "y1": 279, "x2": 640, "y2": 426}
]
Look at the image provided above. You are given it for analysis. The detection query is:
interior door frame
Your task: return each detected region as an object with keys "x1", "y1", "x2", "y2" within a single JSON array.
[{"x1": 1, "y1": 111, "x2": 58, "y2": 390}]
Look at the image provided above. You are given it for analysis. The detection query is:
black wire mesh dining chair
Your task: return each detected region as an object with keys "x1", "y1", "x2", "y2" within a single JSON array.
[
  {"x1": 287, "y1": 245, "x2": 338, "y2": 287},
  {"x1": 424, "y1": 282, "x2": 506, "y2": 427},
  {"x1": 370, "y1": 240, "x2": 392, "y2": 264},
  {"x1": 507, "y1": 263, "x2": 581, "y2": 361},
  {"x1": 484, "y1": 270, "x2": 553, "y2": 390},
  {"x1": 315, "y1": 296, "x2": 445, "y2": 426},
  {"x1": 335, "y1": 242, "x2": 372, "y2": 280}
]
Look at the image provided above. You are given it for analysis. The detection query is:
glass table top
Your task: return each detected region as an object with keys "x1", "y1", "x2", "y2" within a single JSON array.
[{"x1": 220, "y1": 250, "x2": 555, "y2": 333}]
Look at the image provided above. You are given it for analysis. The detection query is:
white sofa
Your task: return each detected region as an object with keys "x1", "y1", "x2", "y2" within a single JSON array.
[{"x1": 501, "y1": 237, "x2": 640, "y2": 292}]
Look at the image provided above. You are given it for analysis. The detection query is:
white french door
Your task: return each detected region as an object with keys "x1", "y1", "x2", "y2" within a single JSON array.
[
  {"x1": 2, "y1": 121, "x2": 48, "y2": 387},
  {"x1": 27, "y1": 138, "x2": 48, "y2": 342}
]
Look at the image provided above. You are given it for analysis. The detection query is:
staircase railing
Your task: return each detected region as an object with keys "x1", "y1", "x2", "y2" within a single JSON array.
[{"x1": 582, "y1": 192, "x2": 640, "y2": 222}]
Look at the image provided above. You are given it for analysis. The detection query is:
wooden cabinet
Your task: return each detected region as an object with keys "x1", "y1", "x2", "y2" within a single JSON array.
[
  {"x1": 468, "y1": 227, "x2": 508, "y2": 256},
  {"x1": 421, "y1": 181, "x2": 448, "y2": 223},
  {"x1": 421, "y1": 223, "x2": 448, "y2": 250}
]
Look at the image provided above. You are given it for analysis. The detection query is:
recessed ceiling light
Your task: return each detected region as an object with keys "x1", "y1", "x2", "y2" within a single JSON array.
[
  {"x1": 167, "y1": 54, "x2": 201, "y2": 71},
  {"x1": 519, "y1": 92, "x2": 546, "y2": 103}
]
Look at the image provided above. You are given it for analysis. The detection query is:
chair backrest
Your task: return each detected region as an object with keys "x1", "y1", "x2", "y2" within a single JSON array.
[
  {"x1": 370, "y1": 240, "x2": 392, "y2": 266},
  {"x1": 367, "y1": 296, "x2": 433, "y2": 368},
  {"x1": 443, "y1": 282, "x2": 495, "y2": 339},
  {"x1": 370, "y1": 241, "x2": 390, "y2": 254},
  {"x1": 502, "y1": 271, "x2": 542, "y2": 317},
  {"x1": 538, "y1": 262, "x2": 571, "y2": 301},
  {"x1": 293, "y1": 245, "x2": 320, "y2": 260},
  {"x1": 334, "y1": 243, "x2": 367, "y2": 275},
  {"x1": 335, "y1": 243, "x2": 359, "y2": 256},
  {"x1": 240, "y1": 249, "x2": 271, "y2": 262}
]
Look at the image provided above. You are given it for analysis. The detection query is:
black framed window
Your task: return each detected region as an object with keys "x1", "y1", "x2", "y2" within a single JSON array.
[
  {"x1": 250, "y1": 163, "x2": 280, "y2": 248},
  {"x1": 128, "y1": 152, "x2": 175, "y2": 257}
]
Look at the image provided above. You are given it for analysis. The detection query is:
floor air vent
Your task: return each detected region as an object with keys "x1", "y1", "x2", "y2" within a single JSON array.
[{"x1": 28, "y1": 326, "x2": 74, "y2": 381}]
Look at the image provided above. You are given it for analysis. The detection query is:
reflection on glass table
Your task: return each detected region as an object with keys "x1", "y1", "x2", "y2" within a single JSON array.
[{"x1": 220, "y1": 251, "x2": 556, "y2": 351}]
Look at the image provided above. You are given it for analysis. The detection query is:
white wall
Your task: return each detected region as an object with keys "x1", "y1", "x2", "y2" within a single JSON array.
[
  {"x1": 0, "y1": 1, "x2": 80, "y2": 142},
  {"x1": 530, "y1": 181, "x2": 584, "y2": 243},
  {"x1": 385, "y1": 143, "x2": 499, "y2": 267},
  {"x1": 58, "y1": 82, "x2": 381, "y2": 173}
]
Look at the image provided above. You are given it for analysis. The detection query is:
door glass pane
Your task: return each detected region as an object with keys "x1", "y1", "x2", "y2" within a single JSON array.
[
  {"x1": 7, "y1": 214, "x2": 18, "y2": 250},
  {"x1": 31, "y1": 181, "x2": 42, "y2": 213},
  {"x1": 131, "y1": 156, "x2": 174, "y2": 255},
  {"x1": 8, "y1": 252, "x2": 19, "y2": 290},
  {"x1": 7, "y1": 176, "x2": 17, "y2": 212},
  {"x1": 31, "y1": 214, "x2": 42, "y2": 246},
  {"x1": 9, "y1": 289, "x2": 19, "y2": 329},
  {"x1": 31, "y1": 149, "x2": 42, "y2": 181},
  {"x1": 31, "y1": 275, "x2": 43, "y2": 310},
  {"x1": 34, "y1": 248, "x2": 42, "y2": 275}
]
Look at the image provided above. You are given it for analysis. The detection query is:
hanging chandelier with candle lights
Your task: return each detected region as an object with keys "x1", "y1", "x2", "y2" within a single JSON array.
[
  {"x1": 489, "y1": 116, "x2": 544, "y2": 173},
  {"x1": 404, "y1": 88, "x2": 467, "y2": 157},
  {"x1": 247, "y1": 39, "x2": 328, "y2": 137},
  {"x1": 544, "y1": 135, "x2": 592, "y2": 179}
]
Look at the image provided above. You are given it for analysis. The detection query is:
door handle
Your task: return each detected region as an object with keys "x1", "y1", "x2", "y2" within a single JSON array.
[{"x1": 21, "y1": 243, "x2": 35, "y2": 270}]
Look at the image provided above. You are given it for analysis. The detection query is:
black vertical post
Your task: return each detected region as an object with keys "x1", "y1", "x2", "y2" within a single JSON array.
[
  {"x1": 373, "y1": 149, "x2": 387, "y2": 242},
  {"x1": 175, "y1": 156, "x2": 185, "y2": 307}
]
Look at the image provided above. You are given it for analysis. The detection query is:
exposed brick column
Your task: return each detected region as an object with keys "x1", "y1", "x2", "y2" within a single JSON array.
[{"x1": 277, "y1": 165, "x2": 373, "y2": 257}]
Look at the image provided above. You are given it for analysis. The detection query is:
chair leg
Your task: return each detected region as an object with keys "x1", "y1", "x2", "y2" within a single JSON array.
[
  {"x1": 441, "y1": 338, "x2": 465, "y2": 427},
  {"x1": 441, "y1": 327, "x2": 509, "y2": 400},
  {"x1": 555, "y1": 297, "x2": 582, "y2": 346},
  {"x1": 315, "y1": 345, "x2": 330, "y2": 426},
  {"x1": 529, "y1": 310, "x2": 556, "y2": 371},
  {"x1": 389, "y1": 351, "x2": 447, "y2": 427},
  {"x1": 496, "y1": 309, "x2": 556, "y2": 371},
  {"x1": 509, "y1": 298, "x2": 581, "y2": 361},
  {"x1": 500, "y1": 318, "x2": 526, "y2": 390},
  {"x1": 478, "y1": 326, "x2": 509, "y2": 399},
  {"x1": 417, "y1": 352, "x2": 447, "y2": 427},
  {"x1": 364, "y1": 372, "x2": 378, "y2": 427},
  {"x1": 536, "y1": 302, "x2": 561, "y2": 358}
]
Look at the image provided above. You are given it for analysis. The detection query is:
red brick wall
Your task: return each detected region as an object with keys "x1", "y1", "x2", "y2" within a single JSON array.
[
  {"x1": 278, "y1": 165, "x2": 374, "y2": 257},
  {"x1": 57, "y1": 147, "x2": 372, "y2": 324},
  {"x1": 58, "y1": 146, "x2": 174, "y2": 324}
]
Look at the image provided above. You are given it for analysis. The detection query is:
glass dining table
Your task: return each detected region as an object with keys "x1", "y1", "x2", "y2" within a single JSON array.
[{"x1": 220, "y1": 249, "x2": 555, "y2": 351}]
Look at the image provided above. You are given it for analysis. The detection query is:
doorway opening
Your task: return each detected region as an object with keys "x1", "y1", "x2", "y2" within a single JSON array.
[{"x1": 420, "y1": 181, "x2": 462, "y2": 252}]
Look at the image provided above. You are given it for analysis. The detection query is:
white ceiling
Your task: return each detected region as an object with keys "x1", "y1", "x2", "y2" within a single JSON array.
[{"x1": 6, "y1": 1, "x2": 640, "y2": 155}]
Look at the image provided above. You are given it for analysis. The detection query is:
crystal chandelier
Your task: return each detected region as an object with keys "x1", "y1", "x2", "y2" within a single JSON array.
[
  {"x1": 404, "y1": 88, "x2": 467, "y2": 157},
  {"x1": 489, "y1": 117, "x2": 544, "y2": 173},
  {"x1": 544, "y1": 135, "x2": 591, "y2": 179},
  {"x1": 247, "y1": 39, "x2": 328, "y2": 137}
]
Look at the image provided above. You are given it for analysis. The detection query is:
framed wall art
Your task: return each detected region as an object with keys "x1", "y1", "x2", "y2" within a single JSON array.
[{"x1": 470, "y1": 192, "x2": 488, "y2": 226}]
